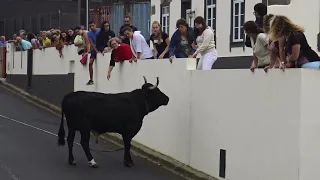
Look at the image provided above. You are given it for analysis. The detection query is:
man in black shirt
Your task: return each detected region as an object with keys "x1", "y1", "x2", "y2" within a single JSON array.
[{"x1": 119, "y1": 15, "x2": 138, "y2": 45}]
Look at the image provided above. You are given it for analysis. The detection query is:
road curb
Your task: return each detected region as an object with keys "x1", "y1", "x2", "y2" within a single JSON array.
[{"x1": 0, "y1": 81, "x2": 217, "y2": 180}]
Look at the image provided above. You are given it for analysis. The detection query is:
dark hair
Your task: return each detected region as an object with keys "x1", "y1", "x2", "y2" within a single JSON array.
[
  {"x1": 27, "y1": 33, "x2": 36, "y2": 41},
  {"x1": 100, "y1": 21, "x2": 110, "y2": 31},
  {"x1": 176, "y1": 18, "x2": 189, "y2": 29},
  {"x1": 122, "y1": 26, "x2": 132, "y2": 33},
  {"x1": 74, "y1": 26, "x2": 81, "y2": 30},
  {"x1": 254, "y1": 3, "x2": 267, "y2": 17},
  {"x1": 88, "y1": 20, "x2": 95, "y2": 25},
  {"x1": 124, "y1": 15, "x2": 131, "y2": 20},
  {"x1": 243, "y1": 21, "x2": 264, "y2": 34},
  {"x1": 194, "y1": 16, "x2": 208, "y2": 37}
]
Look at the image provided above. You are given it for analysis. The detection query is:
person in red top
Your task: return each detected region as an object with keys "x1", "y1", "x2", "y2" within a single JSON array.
[{"x1": 107, "y1": 37, "x2": 135, "y2": 80}]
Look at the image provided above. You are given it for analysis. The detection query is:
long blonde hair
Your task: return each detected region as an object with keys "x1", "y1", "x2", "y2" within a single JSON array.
[
  {"x1": 269, "y1": 15, "x2": 305, "y2": 41},
  {"x1": 152, "y1": 21, "x2": 163, "y2": 41}
]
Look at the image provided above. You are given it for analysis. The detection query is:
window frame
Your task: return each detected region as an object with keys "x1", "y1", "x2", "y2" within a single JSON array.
[
  {"x1": 229, "y1": 0, "x2": 246, "y2": 50},
  {"x1": 160, "y1": 1, "x2": 170, "y2": 35},
  {"x1": 204, "y1": 0, "x2": 217, "y2": 46}
]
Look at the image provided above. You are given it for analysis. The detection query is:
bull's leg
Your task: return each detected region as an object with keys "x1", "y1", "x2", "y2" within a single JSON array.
[
  {"x1": 80, "y1": 130, "x2": 98, "y2": 168},
  {"x1": 122, "y1": 135, "x2": 134, "y2": 167},
  {"x1": 67, "y1": 127, "x2": 76, "y2": 165}
]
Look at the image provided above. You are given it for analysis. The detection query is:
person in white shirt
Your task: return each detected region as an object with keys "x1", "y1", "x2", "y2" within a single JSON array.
[
  {"x1": 122, "y1": 27, "x2": 154, "y2": 60},
  {"x1": 190, "y1": 16, "x2": 217, "y2": 70},
  {"x1": 243, "y1": 20, "x2": 270, "y2": 72}
]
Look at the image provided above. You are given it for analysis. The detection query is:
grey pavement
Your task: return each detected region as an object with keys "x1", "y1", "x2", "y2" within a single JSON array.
[{"x1": 0, "y1": 85, "x2": 186, "y2": 180}]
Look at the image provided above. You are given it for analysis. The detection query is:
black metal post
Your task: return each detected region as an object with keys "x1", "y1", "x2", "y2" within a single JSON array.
[{"x1": 27, "y1": 49, "x2": 33, "y2": 89}]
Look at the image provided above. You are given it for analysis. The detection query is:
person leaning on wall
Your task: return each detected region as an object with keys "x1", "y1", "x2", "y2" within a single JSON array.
[
  {"x1": 106, "y1": 37, "x2": 135, "y2": 80},
  {"x1": 168, "y1": 18, "x2": 196, "y2": 63},
  {"x1": 269, "y1": 15, "x2": 320, "y2": 69},
  {"x1": 189, "y1": 16, "x2": 217, "y2": 70},
  {"x1": 263, "y1": 14, "x2": 284, "y2": 72},
  {"x1": 149, "y1": 21, "x2": 170, "y2": 59},
  {"x1": 243, "y1": 20, "x2": 270, "y2": 72}
]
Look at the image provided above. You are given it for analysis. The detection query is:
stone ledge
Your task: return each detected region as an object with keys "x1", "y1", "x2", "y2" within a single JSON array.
[{"x1": 0, "y1": 81, "x2": 217, "y2": 180}]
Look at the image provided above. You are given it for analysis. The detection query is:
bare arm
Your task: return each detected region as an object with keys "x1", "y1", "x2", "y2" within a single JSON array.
[
  {"x1": 160, "y1": 38, "x2": 170, "y2": 57},
  {"x1": 82, "y1": 32, "x2": 91, "y2": 52}
]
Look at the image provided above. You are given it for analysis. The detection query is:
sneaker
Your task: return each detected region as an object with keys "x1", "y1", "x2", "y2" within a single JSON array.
[{"x1": 86, "y1": 80, "x2": 94, "y2": 85}]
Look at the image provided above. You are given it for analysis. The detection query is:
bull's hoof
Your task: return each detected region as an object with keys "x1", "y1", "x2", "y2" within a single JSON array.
[
  {"x1": 68, "y1": 159, "x2": 76, "y2": 166},
  {"x1": 88, "y1": 159, "x2": 99, "y2": 168},
  {"x1": 123, "y1": 160, "x2": 134, "y2": 167}
]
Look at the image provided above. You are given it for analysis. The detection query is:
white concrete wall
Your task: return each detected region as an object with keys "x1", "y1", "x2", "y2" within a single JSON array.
[
  {"x1": 267, "y1": 0, "x2": 320, "y2": 55},
  {"x1": 70, "y1": 51, "x2": 320, "y2": 179},
  {"x1": 5, "y1": 44, "x2": 320, "y2": 179},
  {"x1": 6, "y1": 43, "x2": 28, "y2": 75}
]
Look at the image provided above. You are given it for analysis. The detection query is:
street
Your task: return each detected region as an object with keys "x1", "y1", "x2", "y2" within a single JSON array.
[{"x1": 0, "y1": 85, "x2": 186, "y2": 180}]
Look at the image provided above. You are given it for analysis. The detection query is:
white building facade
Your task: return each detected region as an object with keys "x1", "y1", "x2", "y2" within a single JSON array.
[{"x1": 149, "y1": 0, "x2": 320, "y2": 68}]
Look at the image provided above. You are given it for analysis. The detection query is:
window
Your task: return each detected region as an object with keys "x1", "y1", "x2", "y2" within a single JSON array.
[
  {"x1": 205, "y1": 0, "x2": 217, "y2": 46},
  {"x1": 161, "y1": 6, "x2": 170, "y2": 34},
  {"x1": 206, "y1": 0, "x2": 216, "y2": 30},
  {"x1": 267, "y1": 0, "x2": 291, "y2": 5},
  {"x1": 232, "y1": 0, "x2": 245, "y2": 43}
]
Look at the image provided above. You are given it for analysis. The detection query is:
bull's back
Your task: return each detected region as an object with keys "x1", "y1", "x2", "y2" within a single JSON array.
[{"x1": 62, "y1": 91, "x2": 140, "y2": 120}]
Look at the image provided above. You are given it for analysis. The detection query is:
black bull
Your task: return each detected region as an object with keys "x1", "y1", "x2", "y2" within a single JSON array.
[{"x1": 57, "y1": 76, "x2": 169, "y2": 168}]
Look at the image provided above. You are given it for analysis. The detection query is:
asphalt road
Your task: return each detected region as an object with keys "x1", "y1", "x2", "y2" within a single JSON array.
[{"x1": 0, "y1": 85, "x2": 186, "y2": 180}]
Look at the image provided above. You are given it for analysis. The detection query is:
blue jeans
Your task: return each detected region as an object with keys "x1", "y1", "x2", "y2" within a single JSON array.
[{"x1": 301, "y1": 61, "x2": 320, "y2": 68}]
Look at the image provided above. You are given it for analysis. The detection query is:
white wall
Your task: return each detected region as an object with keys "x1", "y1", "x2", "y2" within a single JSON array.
[
  {"x1": 6, "y1": 43, "x2": 28, "y2": 75},
  {"x1": 6, "y1": 43, "x2": 320, "y2": 180},
  {"x1": 268, "y1": 0, "x2": 320, "y2": 55}
]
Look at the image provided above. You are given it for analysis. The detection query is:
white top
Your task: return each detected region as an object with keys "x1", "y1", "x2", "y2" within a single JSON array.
[
  {"x1": 194, "y1": 26, "x2": 216, "y2": 56},
  {"x1": 130, "y1": 31, "x2": 154, "y2": 59},
  {"x1": 250, "y1": 33, "x2": 270, "y2": 66}
]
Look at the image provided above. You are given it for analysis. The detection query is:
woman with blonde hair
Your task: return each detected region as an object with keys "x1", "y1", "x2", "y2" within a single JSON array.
[
  {"x1": 270, "y1": 15, "x2": 320, "y2": 68},
  {"x1": 150, "y1": 21, "x2": 170, "y2": 59},
  {"x1": 263, "y1": 14, "x2": 282, "y2": 72}
]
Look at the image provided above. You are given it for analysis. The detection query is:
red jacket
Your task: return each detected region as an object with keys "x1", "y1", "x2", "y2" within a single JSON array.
[{"x1": 112, "y1": 43, "x2": 134, "y2": 62}]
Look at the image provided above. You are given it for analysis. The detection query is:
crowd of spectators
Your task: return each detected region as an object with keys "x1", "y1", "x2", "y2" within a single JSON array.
[{"x1": 1, "y1": 3, "x2": 319, "y2": 84}]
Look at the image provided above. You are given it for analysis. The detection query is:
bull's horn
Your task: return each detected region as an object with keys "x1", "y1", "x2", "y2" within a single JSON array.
[
  {"x1": 143, "y1": 76, "x2": 147, "y2": 83},
  {"x1": 149, "y1": 77, "x2": 159, "y2": 90}
]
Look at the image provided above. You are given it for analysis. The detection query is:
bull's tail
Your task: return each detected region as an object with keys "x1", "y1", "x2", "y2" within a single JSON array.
[{"x1": 57, "y1": 108, "x2": 66, "y2": 146}]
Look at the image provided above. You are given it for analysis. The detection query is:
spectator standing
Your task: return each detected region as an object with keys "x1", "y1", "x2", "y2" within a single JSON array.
[
  {"x1": 107, "y1": 37, "x2": 135, "y2": 80},
  {"x1": 270, "y1": 15, "x2": 320, "y2": 68},
  {"x1": 66, "y1": 28, "x2": 76, "y2": 44},
  {"x1": 0, "y1": 36, "x2": 7, "y2": 47},
  {"x1": 150, "y1": 21, "x2": 170, "y2": 59},
  {"x1": 243, "y1": 21, "x2": 270, "y2": 72},
  {"x1": 16, "y1": 36, "x2": 32, "y2": 50},
  {"x1": 74, "y1": 26, "x2": 91, "y2": 53},
  {"x1": 263, "y1": 14, "x2": 283, "y2": 72},
  {"x1": 87, "y1": 21, "x2": 101, "y2": 85},
  {"x1": 245, "y1": 3, "x2": 267, "y2": 47},
  {"x1": 191, "y1": 16, "x2": 217, "y2": 70},
  {"x1": 119, "y1": 15, "x2": 138, "y2": 45},
  {"x1": 74, "y1": 33, "x2": 85, "y2": 55},
  {"x1": 169, "y1": 18, "x2": 196, "y2": 62},
  {"x1": 41, "y1": 31, "x2": 51, "y2": 48},
  {"x1": 96, "y1": 21, "x2": 115, "y2": 54},
  {"x1": 27, "y1": 33, "x2": 40, "y2": 49},
  {"x1": 123, "y1": 27, "x2": 154, "y2": 60}
]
